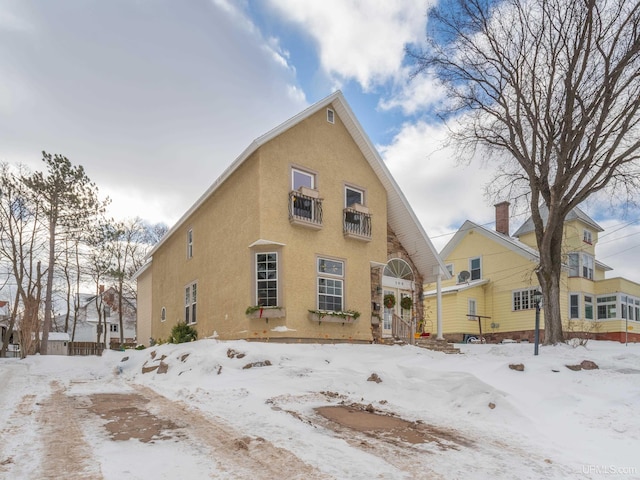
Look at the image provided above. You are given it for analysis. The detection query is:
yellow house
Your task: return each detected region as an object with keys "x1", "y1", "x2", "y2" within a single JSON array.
[
  {"x1": 135, "y1": 92, "x2": 448, "y2": 345},
  {"x1": 424, "y1": 202, "x2": 640, "y2": 343}
]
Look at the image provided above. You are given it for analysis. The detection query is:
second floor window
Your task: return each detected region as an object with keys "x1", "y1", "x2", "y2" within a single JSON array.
[
  {"x1": 345, "y1": 186, "x2": 363, "y2": 208},
  {"x1": 470, "y1": 257, "x2": 481, "y2": 280},
  {"x1": 568, "y1": 253, "x2": 594, "y2": 280},
  {"x1": 292, "y1": 168, "x2": 315, "y2": 191}
]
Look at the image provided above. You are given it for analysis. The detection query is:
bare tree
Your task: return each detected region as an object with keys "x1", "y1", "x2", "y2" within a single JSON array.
[
  {"x1": 412, "y1": 0, "x2": 640, "y2": 344},
  {"x1": 22, "y1": 152, "x2": 107, "y2": 354},
  {"x1": 0, "y1": 164, "x2": 46, "y2": 357}
]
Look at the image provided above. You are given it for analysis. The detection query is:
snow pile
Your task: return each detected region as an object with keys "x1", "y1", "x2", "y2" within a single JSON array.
[{"x1": 1, "y1": 340, "x2": 639, "y2": 479}]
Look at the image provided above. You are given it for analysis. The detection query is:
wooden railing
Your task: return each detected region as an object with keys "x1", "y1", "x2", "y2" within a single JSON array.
[{"x1": 392, "y1": 314, "x2": 415, "y2": 345}]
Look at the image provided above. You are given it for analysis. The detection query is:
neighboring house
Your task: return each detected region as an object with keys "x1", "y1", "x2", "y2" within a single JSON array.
[
  {"x1": 424, "y1": 202, "x2": 640, "y2": 343},
  {"x1": 58, "y1": 286, "x2": 137, "y2": 346},
  {"x1": 136, "y1": 91, "x2": 448, "y2": 344},
  {"x1": 0, "y1": 300, "x2": 10, "y2": 346}
]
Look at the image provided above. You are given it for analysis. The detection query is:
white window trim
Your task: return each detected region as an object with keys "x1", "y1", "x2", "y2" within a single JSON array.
[
  {"x1": 291, "y1": 167, "x2": 315, "y2": 191},
  {"x1": 187, "y1": 229, "x2": 193, "y2": 259},
  {"x1": 185, "y1": 281, "x2": 197, "y2": 325},
  {"x1": 327, "y1": 108, "x2": 335, "y2": 124},
  {"x1": 583, "y1": 229, "x2": 593, "y2": 244},
  {"x1": 317, "y1": 256, "x2": 345, "y2": 312},
  {"x1": 470, "y1": 257, "x2": 482, "y2": 281},
  {"x1": 255, "y1": 252, "x2": 279, "y2": 307},
  {"x1": 344, "y1": 185, "x2": 365, "y2": 208},
  {"x1": 445, "y1": 263, "x2": 454, "y2": 276},
  {"x1": 512, "y1": 287, "x2": 540, "y2": 311},
  {"x1": 569, "y1": 293, "x2": 580, "y2": 319},
  {"x1": 468, "y1": 298, "x2": 477, "y2": 316}
]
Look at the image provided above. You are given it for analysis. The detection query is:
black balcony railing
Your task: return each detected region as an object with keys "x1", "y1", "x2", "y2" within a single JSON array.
[
  {"x1": 289, "y1": 191, "x2": 323, "y2": 227},
  {"x1": 343, "y1": 207, "x2": 372, "y2": 239}
]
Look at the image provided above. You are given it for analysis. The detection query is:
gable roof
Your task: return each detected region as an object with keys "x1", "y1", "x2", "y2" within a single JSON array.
[
  {"x1": 513, "y1": 205, "x2": 604, "y2": 238},
  {"x1": 146, "y1": 91, "x2": 448, "y2": 283},
  {"x1": 441, "y1": 220, "x2": 612, "y2": 272},
  {"x1": 441, "y1": 220, "x2": 541, "y2": 264}
]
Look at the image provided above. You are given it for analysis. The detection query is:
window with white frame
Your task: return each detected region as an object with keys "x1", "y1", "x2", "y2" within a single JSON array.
[
  {"x1": 187, "y1": 229, "x2": 193, "y2": 259},
  {"x1": 256, "y1": 252, "x2": 278, "y2": 307},
  {"x1": 292, "y1": 168, "x2": 315, "y2": 191},
  {"x1": 468, "y1": 298, "x2": 477, "y2": 317},
  {"x1": 445, "y1": 263, "x2": 454, "y2": 276},
  {"x1": 570, "y1": 294, "x2": 580, "y2": 319},
  {"x1": 583, "y1": 229, "x2": 593, "y2": 244},
  {"x1": 597, "y1": 295, "x2": 616, "y2": 320},
  {"x1": 110, "y1": 323, "x2": 118, "y2": 333},
  {"x1": 584, "y1": 295, "x2": 593, "y2": 320},
  {"x1": 567, "y1": 253, "x2": 594, "y2": 280},
  {"x1": 327, "y1": 108, "x2": 335, "y2": 124},
  {"x1": 621, "y1": 295, "x2": 627, "y2": 319},
  {"x1": 582, "y1": 254, "x2": 594, "y2": 279},
  {"x1": 185, "y1": 282, "x2": 197, "y2": 324},
  {"x1": 513, "y1": 288, "x2": 540, "y2": 311},
  {"x1": 345, "y1": 186, "x2": 364, "y2": 208},
  {"x1": 317, "y1": 257, "x2": 344, "y2": 312},
  {"x1": 470, "y1": 257, "x2": 481, "y2": 280}
]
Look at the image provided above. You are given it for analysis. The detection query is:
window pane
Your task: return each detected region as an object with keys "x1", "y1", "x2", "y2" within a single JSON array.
[
  {"x1": 470, "y1": 258, "x2": 481, "y2": 280},
  {"x1": 318, "y1": 258, "x2": 343, "y2": 276},
  {"x1": 293, "y1": 169, "x2": 313, "y2": 190},
  {"x1": 345, "y1": 187, "x2": 363, "y2": 207},
  {"x1": 567, "y1": 253, "x2": 578, "y2": 277},
  {"x1": 256, "y1": 252, "x2": 278, "y2": 306},
  {"x1": 570, "y1": 295, "x2": 579, "y2": 318}
]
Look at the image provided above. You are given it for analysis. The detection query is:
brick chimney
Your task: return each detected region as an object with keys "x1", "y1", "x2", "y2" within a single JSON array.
[{"x1": 495, "y1": 201, "x2": 510, "y2": 236}]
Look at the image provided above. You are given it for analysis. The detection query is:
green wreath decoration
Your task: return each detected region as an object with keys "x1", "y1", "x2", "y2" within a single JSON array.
[
  {"x1": 384, "y1": 293, "x2": 396, "y2": 309},
  {"x1": 400, "y1": 296, "x2": 413, "y2": 310}
]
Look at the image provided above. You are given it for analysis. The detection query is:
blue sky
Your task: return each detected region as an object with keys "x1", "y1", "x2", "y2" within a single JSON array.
[{"x1": 0, "y1": 0, "x2": 638, "y2": 281}]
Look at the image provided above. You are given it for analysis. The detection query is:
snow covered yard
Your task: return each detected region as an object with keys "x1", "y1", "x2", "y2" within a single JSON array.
[{"x1": 0, "y1": 340, "x2": 639, "y2": 479}]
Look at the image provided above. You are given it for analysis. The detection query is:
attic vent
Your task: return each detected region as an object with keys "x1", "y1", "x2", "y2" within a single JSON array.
[{"x1": 327, "y1": 108, "x2": 335, "y2": 124}]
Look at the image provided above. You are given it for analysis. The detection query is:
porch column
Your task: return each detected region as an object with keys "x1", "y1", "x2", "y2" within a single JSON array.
[{"x1": 436, "y1": 271, "x2": 444, "y2": 340}]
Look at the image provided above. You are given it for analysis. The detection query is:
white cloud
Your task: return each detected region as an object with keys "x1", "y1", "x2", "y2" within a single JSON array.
[
  {"x1": 265, "y1": 0, "x2": 432, "y2": 90},
  {"x1": 378, "y1": 69, "x2": 447, "y2": 115},
  {"x1": 379, "y1": 120, "x2": 498, "y2": 251}
]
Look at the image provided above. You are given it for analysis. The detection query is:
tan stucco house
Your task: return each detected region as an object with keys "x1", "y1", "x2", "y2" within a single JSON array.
[{"x1": 135, "y1": 91, "x2": 449, "y2": 345}]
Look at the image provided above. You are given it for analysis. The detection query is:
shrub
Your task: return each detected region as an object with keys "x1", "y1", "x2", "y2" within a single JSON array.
[{"x1": 169, "y1": 322, "x2": 198, "y2": 344}]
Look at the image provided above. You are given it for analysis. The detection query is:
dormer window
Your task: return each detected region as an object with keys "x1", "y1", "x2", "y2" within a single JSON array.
[{"x1": 583, "y1": 229, "x2": 592, "y2": 244}]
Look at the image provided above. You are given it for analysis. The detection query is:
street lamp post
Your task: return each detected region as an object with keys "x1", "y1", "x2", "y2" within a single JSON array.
[{"x1": 533, "y1": 290, "x2": 543, "y2": 356}]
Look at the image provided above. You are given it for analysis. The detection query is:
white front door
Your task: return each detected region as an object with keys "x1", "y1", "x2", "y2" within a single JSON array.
[{"x1": 382, "y1": 287, "x2": 413, "y2": 337}]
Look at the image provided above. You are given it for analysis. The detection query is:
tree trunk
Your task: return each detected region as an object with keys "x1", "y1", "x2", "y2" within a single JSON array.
[
  {"x1": 41, "y1": 214, "x2": 57, "y2": 354},
  {"x1": 535, "y1": 213, "x2": 565, "y2": 345}
]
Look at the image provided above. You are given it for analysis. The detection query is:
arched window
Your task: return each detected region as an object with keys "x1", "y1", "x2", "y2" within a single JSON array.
[
  {"x1": 384, "y1": 258, "x2": 414, "y2": 281},
  {"x1": 161, "y1": 307, "x2": 166, "y2": 322}
]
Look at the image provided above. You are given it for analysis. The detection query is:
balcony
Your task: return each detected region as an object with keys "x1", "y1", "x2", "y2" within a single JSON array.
[
  {"x1": 289, "y1": 189, "x2": 323, "y2": 229},
  {"x1": 343, "y1": 205, "x2": 372, "y2": 241}
]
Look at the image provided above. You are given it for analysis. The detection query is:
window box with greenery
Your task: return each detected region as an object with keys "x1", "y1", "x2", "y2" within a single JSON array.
[
  {"x1": 245, "y1": 305, "x2": 285, "y2": 319},
  {"x1": 308, "y1": 309, "x2": 361, "y2": 324}
]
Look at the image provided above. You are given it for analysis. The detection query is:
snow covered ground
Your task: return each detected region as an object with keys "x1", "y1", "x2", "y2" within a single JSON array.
[{"x1": 1, "y1": 340, "x2": 639, "y2": 479}]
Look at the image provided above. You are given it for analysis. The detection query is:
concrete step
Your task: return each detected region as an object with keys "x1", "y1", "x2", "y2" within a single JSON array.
[{"x1": 415, "y1": 338, "x2": 462, "y2": 354}]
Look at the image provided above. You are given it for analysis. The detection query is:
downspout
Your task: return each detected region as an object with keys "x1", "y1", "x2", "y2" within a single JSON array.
[{"x1": 436, "y1": 270, "x2": 444, "y2": 340}]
